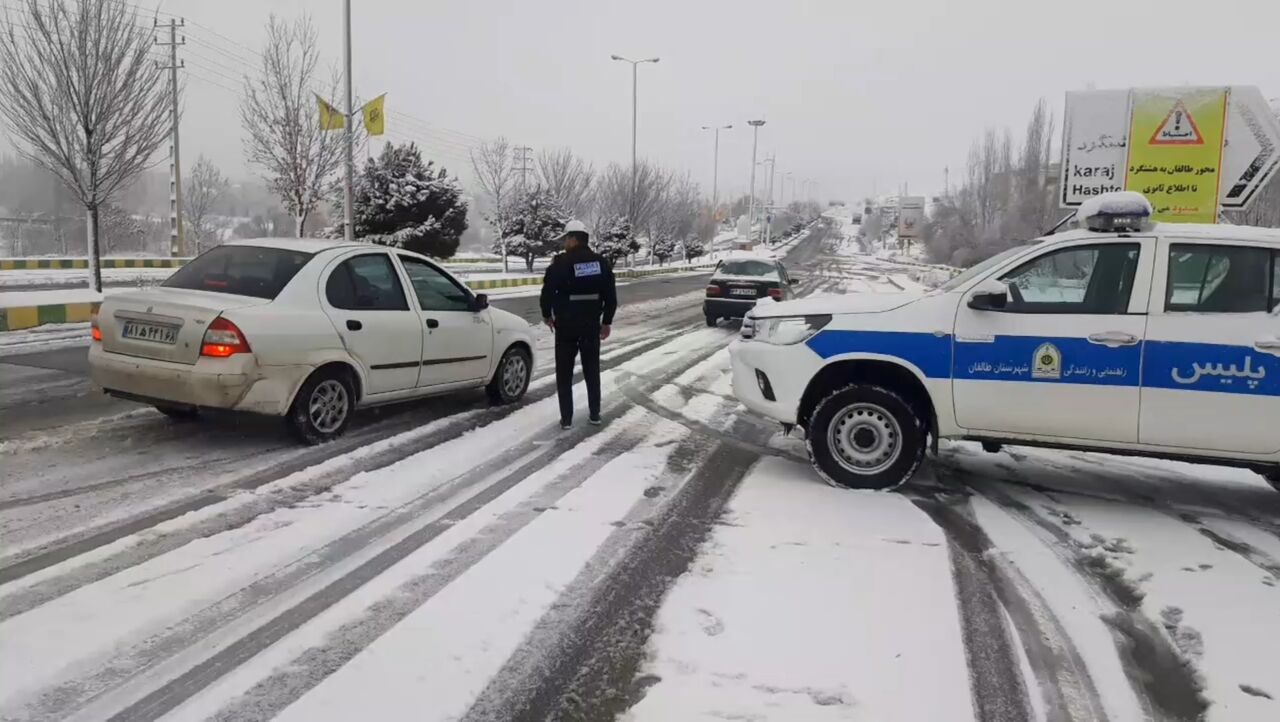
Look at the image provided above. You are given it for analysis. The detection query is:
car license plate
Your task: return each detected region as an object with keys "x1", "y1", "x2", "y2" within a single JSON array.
[
  {"x1": 122, "y1": 321, "x2": 178, "y2": 345},
  {"x1": 730, "y1": 288, "x2": 757, "y2": 297}
]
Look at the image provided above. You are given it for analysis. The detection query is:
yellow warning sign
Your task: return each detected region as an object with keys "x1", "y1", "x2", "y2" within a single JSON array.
[
  {"x1": 1125, "y1": 88, "x2": 1228, "y2": 224},
  {"x1": 1149, "y1": 100, "x2": 1204, "y2": 145}
]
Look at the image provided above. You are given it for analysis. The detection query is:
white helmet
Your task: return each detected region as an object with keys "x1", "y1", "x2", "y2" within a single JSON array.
[{"x1": 559, "y1": 219, "x2": 589, "y2": 240}]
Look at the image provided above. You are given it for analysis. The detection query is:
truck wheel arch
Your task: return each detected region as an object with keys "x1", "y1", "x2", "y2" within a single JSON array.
[{"x1": 798, "y1": 358, "x2": 938, "y2": 445}]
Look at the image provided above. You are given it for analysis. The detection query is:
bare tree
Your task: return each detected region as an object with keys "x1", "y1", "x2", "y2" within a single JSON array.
[
  {"x1": 595, "y1": 160, "x2": 671, "y2": 236},
  {"x1": 184, "y1": 155, "x2": 229, "y2": 252},
  {"x1": 536, "y1": 147, "x2": 595, "y2": 217},
  {"x1": 469, "y1": 137, "x2": 516, "y2": 218},
  {"x1": 0, "y1": 0, "x2": 171, "y2": 291},
  {"x1": 241, "y1": 14, "x2": 343, "y2": 237}
]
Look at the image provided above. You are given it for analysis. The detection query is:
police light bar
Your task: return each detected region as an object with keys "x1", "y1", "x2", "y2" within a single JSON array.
[{"x1": 1077, "y1": 191, "x2": 1154, "y2": 233}]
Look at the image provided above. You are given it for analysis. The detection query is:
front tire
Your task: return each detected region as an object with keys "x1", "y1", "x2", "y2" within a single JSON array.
[
  {"x1": 807, "y1": 384, "x2": 926, "y2": 490},
  {"x1": 288, "y1": 368, "x2": 355, "y2": 445},
  {"x1": 487, "y1": 346, "x2": 531, "y2": 404}
]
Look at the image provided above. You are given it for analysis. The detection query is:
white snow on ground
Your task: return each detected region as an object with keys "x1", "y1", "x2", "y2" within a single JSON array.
[
  {"x1": 629, "y1": 457, "x2": 973, "y2": 722},
  {"x1": 0, "y1": 322, "x2": 89, "y2": 357}
]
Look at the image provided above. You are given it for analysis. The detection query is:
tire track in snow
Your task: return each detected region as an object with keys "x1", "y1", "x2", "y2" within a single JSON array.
[
  {"x1": 0, "y1": 326, "x2": 702, "y2": 618},
  {"x1": 956, "y1": 474, "x2": 1211, "y2": 721},
  {"x1": 467, "y1": 428, "x2": 761, "y2": 721},
  {"x1": 17, "y1": 333, "x2": 729, "y2": 722},
  {"x1": 197, "y1": 415, "x2": 668, "y2": 722},
  {"x1": 909, "y1": 490, "x2": 1039, "y2": 722}
]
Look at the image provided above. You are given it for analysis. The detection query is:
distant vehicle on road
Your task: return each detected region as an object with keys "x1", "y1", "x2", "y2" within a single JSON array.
[
  {"x1": 703, "y1": 257, "x2": 798, "y2": 326},
  {"x1": 89, "y1": 239, "x2": 536, "y2": 443},
  {"x1": 730, "y1": 193, "x2": 1280, "y2": 491}
]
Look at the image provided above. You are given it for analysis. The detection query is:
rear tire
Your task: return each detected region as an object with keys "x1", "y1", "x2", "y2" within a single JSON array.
[
  {"x1": 487, "y1": 346, "x2": 531, "y2": 405},
  {"x1": 288, "y1": 367, "x2": 355, "y2": 445},
  {"x1": 154, "y1": 404, "x2": 199, "y2": 421},
  {"x1": 807, "y1": 384, "x2": 926, "y2": 490},
  {"x1": 705, "y1": 315, "x2": 718, "y2": 327}
]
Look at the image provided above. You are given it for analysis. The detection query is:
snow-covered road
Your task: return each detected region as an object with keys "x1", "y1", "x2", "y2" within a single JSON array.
[{"x1": 2, "y1": 219, "x2": 1278, "y2": 721}]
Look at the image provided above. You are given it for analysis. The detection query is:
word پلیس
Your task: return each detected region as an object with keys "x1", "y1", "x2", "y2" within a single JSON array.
[{"x1": 1171, "y1": 356, "x2": 1267, "y2": 385}]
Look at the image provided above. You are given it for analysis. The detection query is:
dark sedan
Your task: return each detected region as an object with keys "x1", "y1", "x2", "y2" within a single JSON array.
[{"x1": 703, "y1": 258, "x2": 797, "y2": 326}]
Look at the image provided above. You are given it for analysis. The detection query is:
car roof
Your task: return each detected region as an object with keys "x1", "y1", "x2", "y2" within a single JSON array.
[
  {"x1": 1048, "y1": 222, "x2": 1280, "y2": 246},
  {"x1": 224, "y1": 237, "x2": 367, "y2": 254}
]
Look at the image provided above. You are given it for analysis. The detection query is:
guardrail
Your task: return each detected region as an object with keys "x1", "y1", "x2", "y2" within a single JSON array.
[{"x1": 0, "y1": 261, "x2": 717, "y2": 332}]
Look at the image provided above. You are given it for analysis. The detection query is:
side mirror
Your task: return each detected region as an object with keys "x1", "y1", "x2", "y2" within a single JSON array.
[
  {"x1": 967, "y1": 279, "x2": 1009, "y2": 311},
  {"x1": 471, "y1": 293, "x2": 489, "y2": 312}
]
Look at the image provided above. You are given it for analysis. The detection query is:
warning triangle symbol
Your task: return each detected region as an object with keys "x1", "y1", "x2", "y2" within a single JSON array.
[{"x1": 1149, "y1": 100, "x2": 1205, "y2": 145}]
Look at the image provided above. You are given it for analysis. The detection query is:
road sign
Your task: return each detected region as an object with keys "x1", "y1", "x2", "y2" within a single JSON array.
[
  {"x1": 1221, "y1": 86, "x2": 1280, "y2": 208},
  {"x1": 897, "y1": 196, "x2": 925, "y2": 240},
  {"x1": 1060, "y1": 86, "x2": 1280, "y2": 214},
  {"x1": 1126, "y1": 88, "x2": 1228, "y2": 224},
  {"x1": 1060, "y1": 90, "x2": 1130, "y2": 206}
]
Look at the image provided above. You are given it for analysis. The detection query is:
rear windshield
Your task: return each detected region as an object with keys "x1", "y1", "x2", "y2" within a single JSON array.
[
  {"x1": 163, "y1": 246, "x2": 313, "y2": 299},
  {"x1": 717, "y1": 260, "x2": 778, "y2": 277}
]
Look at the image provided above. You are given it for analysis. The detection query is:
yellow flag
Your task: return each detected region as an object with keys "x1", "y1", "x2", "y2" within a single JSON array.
[
  {"x1": 362, "y1": 94, "x2": 386, "y2": 136},
  {"x1": 316, "y1": 95, "x2": 345, "y2": 131}
]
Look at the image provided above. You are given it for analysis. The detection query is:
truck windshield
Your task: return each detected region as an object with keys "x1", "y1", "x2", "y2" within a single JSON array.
[{"x1": 938, "y1": 245, "x2": 1034, "y2": 292}]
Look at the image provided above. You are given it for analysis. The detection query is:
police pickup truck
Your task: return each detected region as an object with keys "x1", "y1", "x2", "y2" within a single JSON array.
[{"x1": 730, "y1": 192, "x2": 1280, "y2": 491}]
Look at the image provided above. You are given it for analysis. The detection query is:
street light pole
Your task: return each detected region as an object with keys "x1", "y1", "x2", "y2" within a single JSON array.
[
  {"x1": 342, "y1": 0, "x2": 354, "y2": 242},
  {"x1": 611, "y1": 55, "x2": 660, "y2": 224},
  {"x1": 701, "y1": 124, "x2": 732, "y2": 211},
  {"x1": 746, "y1": 119, "x2": 765, "y2": 246}
]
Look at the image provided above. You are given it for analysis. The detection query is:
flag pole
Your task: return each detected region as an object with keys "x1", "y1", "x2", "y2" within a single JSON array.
[{"x1": 342, "y1": 0, "x2": 355, "y2": 242}]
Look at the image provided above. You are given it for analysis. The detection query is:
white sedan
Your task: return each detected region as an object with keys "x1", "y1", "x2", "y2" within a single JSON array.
[{"x1": 89, "y1": 239, "x2": 537, "y2": 443}]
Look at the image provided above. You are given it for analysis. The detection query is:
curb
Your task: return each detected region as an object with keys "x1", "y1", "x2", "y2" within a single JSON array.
[{"x1": 0, "y1": 263, "x2": 717, "y2": 332}]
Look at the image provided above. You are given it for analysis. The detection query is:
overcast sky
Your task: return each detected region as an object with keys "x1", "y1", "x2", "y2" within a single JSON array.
[{"x1": 10, "y1": 0, "x2": 1280, "y2": 205}]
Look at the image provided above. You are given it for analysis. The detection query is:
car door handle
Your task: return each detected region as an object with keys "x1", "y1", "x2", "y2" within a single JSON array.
[
  {"x1": 1087, "y1": 331, "x2": 1138, "y2": 347},
  {"x1": 1255, "y1": 338, "x2": 1280, "y2": 354},
  {"x1": 346, "y1": 320, "x2": 362, "y2": 331},
  {"x1": 425, "y1": 318, "x2": 439, "y2": 329}
]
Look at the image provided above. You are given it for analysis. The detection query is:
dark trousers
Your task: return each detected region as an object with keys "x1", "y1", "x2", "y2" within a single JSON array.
[{"x1": 554, "y1": 324, "x2": 601, "y2": 423}]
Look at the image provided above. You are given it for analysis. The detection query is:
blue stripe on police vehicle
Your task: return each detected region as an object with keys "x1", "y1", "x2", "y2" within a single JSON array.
[
  {"x1": 953, "y1": 335, "x2": 1140, "y2": 386},
  {"x1": 805, "y1": 330, "x2": 952, "y2": 378},
  {"x1": 806, "y1": 330, "x2": 1141, "y2": 386},
  {"x1": 573, "y1": 261, "x2": 602, "y2": 277},
  {"x1": 1144, "y1": 340, "x2": 1279, "y2": 397}
]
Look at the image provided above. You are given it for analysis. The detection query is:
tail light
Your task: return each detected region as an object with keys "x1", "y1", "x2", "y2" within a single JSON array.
[
  {"x1": 768, "y1": 287, "x2": 784, "y2": 300},
  {"x1": 201, "y1": 316, "x2": 251, "y2": 357},
  {"x1": 705, "y1": 285, "x2": 722, "y2": 296},
  {"x1": 90, "y1": 313, "x2": 102, "y2": 342}
]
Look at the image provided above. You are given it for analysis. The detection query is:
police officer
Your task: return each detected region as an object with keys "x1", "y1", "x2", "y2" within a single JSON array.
[{"x1": 540, "y1": 220, "x2": 618, "y2": 429}]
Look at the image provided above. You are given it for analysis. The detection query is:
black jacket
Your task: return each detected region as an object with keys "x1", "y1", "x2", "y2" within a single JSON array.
[{"x1": 540, "y1": 247, "x2": 618, "y2": 327}]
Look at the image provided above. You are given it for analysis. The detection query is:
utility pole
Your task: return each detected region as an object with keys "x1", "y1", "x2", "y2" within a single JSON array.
[
  {"x1": 156, "y1": 18, "x2": 185, "y2": 256},
  {"x1": 746, "y1": 119, "x2": 765, "y2": 246},
  {"x1": 342, "y1": 0, "x2": 354, "y2": 242},
  {"x1": 701, "y1": 124, "x2": 732, "y2": 211},
  {"x1": 762, "y1": 155, "x2": 776, "y2": 245}
]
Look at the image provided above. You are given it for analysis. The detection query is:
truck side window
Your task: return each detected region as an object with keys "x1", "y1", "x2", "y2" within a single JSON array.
[
  {"x1": 998, "y1": 243, "x2": 1140, "y2": 314},
  {"x1": 1165, "y1": 244, "x2": 1271, "y2": 314}
]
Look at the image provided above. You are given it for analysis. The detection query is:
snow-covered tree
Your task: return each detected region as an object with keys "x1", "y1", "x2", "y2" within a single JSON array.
[
  {"x1": 683, "y1": 236, "x2": 707, "y2": 262},
  {"x1": 592, "y1": 214, "x2": 638, "y2": 264},
  {"x1": 350, "y1": 142, "x2": 468, "y2": 258},
  {"x1": 650, "y1": 234, "x2": 678, "y2": 265},
  {"x1": 492, "y1": 188, "x2": 568, "y2": 271}
]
